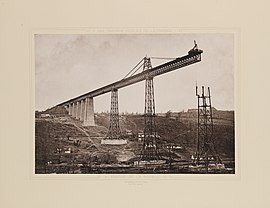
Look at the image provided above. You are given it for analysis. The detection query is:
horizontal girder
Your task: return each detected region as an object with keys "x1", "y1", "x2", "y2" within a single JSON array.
[{"x1": 58, "y1": 50, "x2": 202, "y2": 106}]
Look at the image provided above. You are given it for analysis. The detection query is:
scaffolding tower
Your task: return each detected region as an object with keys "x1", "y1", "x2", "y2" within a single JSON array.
[
  {"x1": 140, "y1": 57, "x2": 161, "y2": 161},
  {"x1": 105, "y1": 88, "x2": 123, "y2": 140},
  {"x1": 194, "y1": 85, "x2": 222, "y2": 171}
]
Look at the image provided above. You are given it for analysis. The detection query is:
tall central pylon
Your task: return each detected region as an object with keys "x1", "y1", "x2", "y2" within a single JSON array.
[{"x1": 140, "y1": 57, "x2": 160, "y2": 161}]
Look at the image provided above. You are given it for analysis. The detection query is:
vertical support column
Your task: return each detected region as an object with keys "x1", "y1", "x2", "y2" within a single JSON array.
[
  {"x1": 72, "y1": 103, "x2": 75, "y2": 117},
  {"x1": 101, "y1": 90, "x2": 127, "y2": 145},
  {"x1": 77, "y1": 101, "x2": 81, "y2": 120},
  {"x1": 140, "y1": 57, "x2": 160, "y2": 161},
  {"x1": 79, "y1": 100, "x2": 84, "y2": 121},
  {"x1": 83, "y1": 98, "x2": 87, "y2": 122},
  {"x1": 68, "y1": 104, "x2": 72, "y2": 115},
  {"x1": 106, "y1": 89, "x2": 122, "y2": 140},
  {"x1": 83, "y1": 97, "x2": 95, "y2": 126},
  {"x1": 194, "y1": 85, "x2": 222, "y2": 169},
  {"x1": 75, "y1": 101, "x2": 79, "y2": 119}
]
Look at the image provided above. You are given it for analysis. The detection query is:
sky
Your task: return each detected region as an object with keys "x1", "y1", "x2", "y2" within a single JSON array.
[{"x1": 35, "y1": 33, "x2": 234, "y2": 113}]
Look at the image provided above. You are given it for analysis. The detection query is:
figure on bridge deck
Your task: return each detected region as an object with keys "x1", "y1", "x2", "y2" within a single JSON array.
[
  {"x1": 193, "y1": 40, "x2": 198, "y2": 50},
  {"x1": 189, "y1": 40, "x2": 202, "y2": 55}
]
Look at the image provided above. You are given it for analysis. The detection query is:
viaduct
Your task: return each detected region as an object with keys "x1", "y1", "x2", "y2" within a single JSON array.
[{"x1": 56, "y1": 43, "x2": 203, "y2": 146}]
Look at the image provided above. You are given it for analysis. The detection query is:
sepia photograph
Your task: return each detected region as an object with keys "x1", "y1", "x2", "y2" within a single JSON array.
[
  {"x1": 35, "y1": 33, "x2": 235, "y2": 174},
  {"x1": 2, "y1": 0, "x2": 270, "y2": 207}
]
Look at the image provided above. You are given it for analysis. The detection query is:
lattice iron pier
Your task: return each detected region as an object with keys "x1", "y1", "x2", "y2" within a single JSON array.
[
  {"x1": 140, "y1": 57, "x2": 161, "y2": 161},
  {"x1": 107, "y1": 89, "x2": 122, "y2": 139},
  {"x1": 102, "y1": 89, "x2": 127, "y2": 144},
  {"x1": 194, "y1": 85, "x2": 222, "y2": 170}
]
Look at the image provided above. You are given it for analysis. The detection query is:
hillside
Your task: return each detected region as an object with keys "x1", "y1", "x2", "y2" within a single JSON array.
[{"x1": 35, "y1": 106, "x2": 235, "y2": 173}]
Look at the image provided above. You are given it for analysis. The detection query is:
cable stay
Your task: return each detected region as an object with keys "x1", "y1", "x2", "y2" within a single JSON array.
[
  {"x1": 123, "y1": 56, "x2": 177, "y2": 80},
  {"x1": 128, "y1": 62, "x2": 144, "y2": 77},
  {"x1": 122, "y1": 57, "x2": 145, "y2": 79},
  {"x1": 149, "y1": 57, "x2": 176, "y2": 60}
]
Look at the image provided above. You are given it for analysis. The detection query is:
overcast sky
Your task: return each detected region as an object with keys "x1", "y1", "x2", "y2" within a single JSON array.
[{"x1": 35, "y1": 33, "x2": 234, "y2": 113}]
